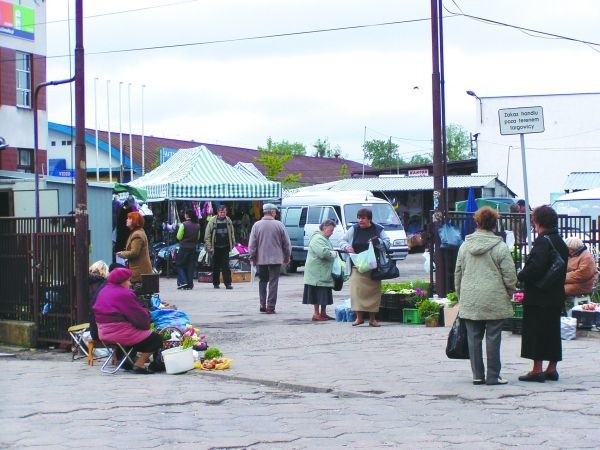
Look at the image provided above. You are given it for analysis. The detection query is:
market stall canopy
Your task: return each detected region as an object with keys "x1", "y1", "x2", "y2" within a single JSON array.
[
  {"x1": 113, "y1": 182, "x2": 148, "y2": 201},
  {"x1": 127, "y1": 146, "x2": 281, "y2": 201}
]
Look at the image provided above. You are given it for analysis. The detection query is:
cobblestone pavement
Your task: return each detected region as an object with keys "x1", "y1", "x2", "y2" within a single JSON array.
[{"x1": 1, "y1": 254, "x2": 599, "y2": 449}]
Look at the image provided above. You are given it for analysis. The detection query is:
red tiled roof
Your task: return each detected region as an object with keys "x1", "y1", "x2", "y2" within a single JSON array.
[{"x1": 88, "y1": 128, "x2": 366, "y2": 185}]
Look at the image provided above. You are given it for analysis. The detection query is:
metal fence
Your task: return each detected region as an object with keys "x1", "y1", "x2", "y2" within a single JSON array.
[
  {"x1": 430, "y1": 212, "x2": 599, "y2": 294},
  {"x1": 0, "y1": 216, "x2": 76, "y2": 347}
]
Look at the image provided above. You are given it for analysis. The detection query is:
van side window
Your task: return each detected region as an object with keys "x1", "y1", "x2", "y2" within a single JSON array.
[
  {"x1": 284, "y1": 207, "x2": 302, "y2": 227},
  {"x1": 324, "y1": 206, "x2": 340, "y2": 224},
  {"x1": 299, "y1": 207, "x2": 307, "y2": 226},
  {"x1": 307, "y1": 206, "x2": 322, "y2": 224}
]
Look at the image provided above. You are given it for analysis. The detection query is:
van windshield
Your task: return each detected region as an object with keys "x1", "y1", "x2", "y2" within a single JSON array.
[
  {"x1": 552, "y1": 199, "x2": 600, "y2": 219},
  {"x1": 344, "y1": 203, "x2": 403, "y2": 229}
]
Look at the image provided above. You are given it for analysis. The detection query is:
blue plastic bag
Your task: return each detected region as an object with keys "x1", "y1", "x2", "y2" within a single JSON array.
[
  {"x1": 150, "y1": 309, "x2": 190, "y2": 330},
  {"x1": 439, "y1": 223, "x2": 463, "y2": 249}
]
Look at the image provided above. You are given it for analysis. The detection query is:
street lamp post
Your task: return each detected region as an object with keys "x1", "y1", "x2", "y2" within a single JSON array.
[{"x1": 466, "y1": 90, "x2": 483, "y2": 124}]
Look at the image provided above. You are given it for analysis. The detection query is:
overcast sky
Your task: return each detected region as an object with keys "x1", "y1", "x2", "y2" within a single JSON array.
[{"x1": 45, "y1": 0, "x2": 600, "y2": 163}]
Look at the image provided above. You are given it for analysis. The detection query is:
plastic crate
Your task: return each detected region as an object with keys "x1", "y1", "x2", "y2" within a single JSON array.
[
  {"x1": 512, "y1": 302, "x2": 523, "y2": 319},
  {"x1": 379, "y1": 307, "x2": 402, "y2": 322},
  {"x1": 571, "y1": 310, "x2": 599, "y2": 329},
  {"x1": 403, "y1": 308, "x2": 421, "y2": 324}
]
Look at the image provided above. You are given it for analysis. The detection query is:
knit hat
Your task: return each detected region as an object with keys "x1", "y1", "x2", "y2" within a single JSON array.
[{"x1": 107, "y1": 267, "x2": 133, "y2": 284}]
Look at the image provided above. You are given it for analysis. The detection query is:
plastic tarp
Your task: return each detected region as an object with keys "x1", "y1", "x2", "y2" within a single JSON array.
[
  {"x1": 127, "y1": 146, "x2": 281, "y2": 201},
  {"x1": 455, "y1": 198, "x2": 511, "y2": 213},
  {"x1": 113, "y1": 182, "x2": 148, "y2": 201}
]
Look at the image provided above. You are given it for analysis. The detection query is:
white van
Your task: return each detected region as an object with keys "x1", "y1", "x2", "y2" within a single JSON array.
[{"x1": 281, "y1": 190, "x2": 409, "y2": 272}]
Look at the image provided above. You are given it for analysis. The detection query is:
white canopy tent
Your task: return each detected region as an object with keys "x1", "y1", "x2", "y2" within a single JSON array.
[{"x1": 128, "y1": 146, "x2": 281, "y2": 201}]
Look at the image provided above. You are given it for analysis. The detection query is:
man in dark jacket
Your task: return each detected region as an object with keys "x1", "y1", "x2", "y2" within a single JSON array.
[{"x1": 204, "y1": 205, "x2": 236, "y2": 289}]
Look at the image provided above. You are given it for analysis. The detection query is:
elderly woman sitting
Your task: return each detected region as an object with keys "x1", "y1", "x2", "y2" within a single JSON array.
[
  {"x1": 93, "y1": 268, "x2": 162, "y2": 374},
  {"x1": 564, "y1": 237, "x2": 598, "y2": 308}
]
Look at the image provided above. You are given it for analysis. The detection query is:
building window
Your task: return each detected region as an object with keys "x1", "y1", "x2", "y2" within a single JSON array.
[
  {"x1": 61, "y1": 140, "x2": 66, "y2": 145},
  {"x1": 17, "y1": 148, "x2": 34, "y2": 173},
  {"x1": 16, "y1": 52, "x2": 32, "y2": 108},
  {"x1": 51, "y1": 141, "x2": 56, "y2": 146}
]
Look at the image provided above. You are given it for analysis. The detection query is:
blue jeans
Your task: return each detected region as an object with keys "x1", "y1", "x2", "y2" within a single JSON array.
[{"x1": 176, "y1": 247, "x2": 198, "y2": 288}]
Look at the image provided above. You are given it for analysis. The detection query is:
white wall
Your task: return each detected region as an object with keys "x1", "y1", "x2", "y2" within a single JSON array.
[{"x1": 471, "y1": 92, "x2": 600, "y2": 206}]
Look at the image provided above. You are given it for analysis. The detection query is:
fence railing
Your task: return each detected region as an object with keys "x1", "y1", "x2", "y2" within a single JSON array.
[
  {"x1": 430, "y1": 212, "x2": 599, "y2": 294},
  {"x1": 0, "y1": 216, "x2": 76, "y2": 347}
]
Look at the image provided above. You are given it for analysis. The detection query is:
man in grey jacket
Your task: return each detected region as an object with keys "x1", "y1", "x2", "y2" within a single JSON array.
[{"x1": 248, "y1": 204, "x2": 291, "y2": 314}]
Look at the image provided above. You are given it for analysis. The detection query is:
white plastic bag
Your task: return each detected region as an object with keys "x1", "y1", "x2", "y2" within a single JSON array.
[
  {"x1": 504, "y1": 230, "x2": 515, "y2": 251},
  {"x1": 349, "y1": 242, "x2": 377, "y2": 273},
  {"x1": 560, "y1": 316, "x2": 577, "y2": 340}
]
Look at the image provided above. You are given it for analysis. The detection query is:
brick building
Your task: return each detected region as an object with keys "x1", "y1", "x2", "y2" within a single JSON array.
[{"x1": 0, "y1": 0, "x2": 47, "y2": 173}]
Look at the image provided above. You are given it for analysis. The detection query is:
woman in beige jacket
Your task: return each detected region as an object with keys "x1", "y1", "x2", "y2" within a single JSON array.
[
  {"x1": 564, "y1": 236, "x2": 598, "y2": 298},
  {"x1": 455, "y1": 207, "x2": 517, "y2": 386}
]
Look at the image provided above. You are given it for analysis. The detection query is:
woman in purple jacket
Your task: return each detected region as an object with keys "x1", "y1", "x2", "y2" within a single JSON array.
[{"x1": 93, "y1": 268, "x2": 162, "y2": 374}]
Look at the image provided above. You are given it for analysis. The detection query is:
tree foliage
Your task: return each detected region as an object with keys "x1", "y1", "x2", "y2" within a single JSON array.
[
  {"x1": 313, "y1": 138, "x2": 341, "y2": 158},
  {"x1": 259, "y1": 137, "x2": 306, "y2": 156},
  {"x1": 255, "y1": 137, "x2": 302, "y2": 186},
  {"x1": 363, "y1": 138, "x2": 401, "y2": 168},
  {"x1": 445, "y1": 124, "x2": 471, "y2": 161}
]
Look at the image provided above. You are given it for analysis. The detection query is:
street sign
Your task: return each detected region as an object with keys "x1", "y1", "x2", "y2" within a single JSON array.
[{"x1": 498, "y1": 106, "x2": 544, "y2": 135}]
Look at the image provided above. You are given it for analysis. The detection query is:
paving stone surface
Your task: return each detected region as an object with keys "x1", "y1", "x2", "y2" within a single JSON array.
[{"x1": 1, "y1": 254, "x2": 599, "y2": 449}]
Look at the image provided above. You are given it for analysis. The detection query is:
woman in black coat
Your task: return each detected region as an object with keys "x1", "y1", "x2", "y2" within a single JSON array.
[{"x1": 517, "y1": 205, "x2": 569, "y2": 382}]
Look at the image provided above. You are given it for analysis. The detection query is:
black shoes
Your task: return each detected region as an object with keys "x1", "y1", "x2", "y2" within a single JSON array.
[
  {"x1": 213, "y1": 285, "x2": 220, "y2": 289},
  {"x1": 472, "y1": 379, "x2": 485, "y2": 385},
  {"x1": 177, "y1": 283, "x2": 189, "y2": 290},
  {"x1": 518, "y1": 372, "x2": 546, "y2": 383},
  {"x1": 131, "y1": 366, "x2": 154, "y2": 375},
  {"x1": 225, "y1": 285, "x2": 233, "y2": 290},
  {"x1": 545, "y1": 371, "x2": 559, "y2": 381},
  {"x1": 259, "y1": 306, "x2": 267, "y2": 313}
]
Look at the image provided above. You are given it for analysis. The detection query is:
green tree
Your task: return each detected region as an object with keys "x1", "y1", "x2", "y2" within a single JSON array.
[
  {"x1": 313, "y1": 138, "x2": 341, "y2": 158},
  {"x1": 409, "y1": 154, "x2": 432, "y2": 165},
  {"x1": 255, "y1": 137, "x2": 302, "y2": 187},
  {"x1": 339, "y1": 163, "x2": 348, "y2": 178},
  {"x1": 446, "y1": 123, "x2": 471, "y2": 161},
  {"x1": 363, "y1": 138, "x2": 403, "y2": 168},
  {"x1": 260, "y1": 137, "x2": 306, "y2": 156}
]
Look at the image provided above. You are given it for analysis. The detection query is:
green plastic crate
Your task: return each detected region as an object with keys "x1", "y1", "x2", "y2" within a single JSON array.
[{"x1": 403, "y1": 308, "x2": 421, "y2": 324}]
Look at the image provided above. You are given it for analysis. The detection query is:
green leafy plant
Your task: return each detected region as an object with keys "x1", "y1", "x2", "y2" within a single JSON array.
[
  {"x1": 446, "y1": 291, "x2": 458, "y2": 306},
  {"x1": 203, "y1": 347, "x2": 223, "y2": 360},
  {"x1": 417, "y1": 299, "x2": 441, "y2": 320}
]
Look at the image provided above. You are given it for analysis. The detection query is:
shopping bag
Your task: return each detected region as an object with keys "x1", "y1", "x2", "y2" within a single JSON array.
[
  {"x1": 370, "y1": 241, "x2": 399, "y2": 280},
  {"x1": 349, "y1": 242, "x2": 378, "y2": 273},
  {"x1": 439, "y1": 223, "x2": 463, "y2": 249},
  {"x1": 150, "y1": 309, "x2": 190, "y2": 330},
  {"x1": 535, "y1": 236, "x2": 565, "y2": 290},
  {"x1": 445, "y1": 316, "x2": 469, "y2": 359},
  {"x1": 560, "y1": 316, "x2": 577, "y2": 340},
  {"x1": 331, "y1": 255, "x2": 345, "y2": 291}
]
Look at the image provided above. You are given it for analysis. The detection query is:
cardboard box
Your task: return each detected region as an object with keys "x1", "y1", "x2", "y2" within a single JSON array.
[
  {"x1": 444, "y1": 304, "x2": 459, "y2": 327},
  {"x1": 197, "y1": 271, "x2": 251, "y2": 283}
]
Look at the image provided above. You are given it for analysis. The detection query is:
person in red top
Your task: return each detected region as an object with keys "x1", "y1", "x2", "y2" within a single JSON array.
[{"x1": 93, "y1": 268, "x2": 162, "y2": 374}]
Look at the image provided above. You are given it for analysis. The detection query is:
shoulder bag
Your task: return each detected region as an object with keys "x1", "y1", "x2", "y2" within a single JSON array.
[
  {"x1": 534, "y1": 235, "x2": 565, "y2": 290},
  {"x1": 370, "y1": 241, "x2": 399, "y2": 281}
]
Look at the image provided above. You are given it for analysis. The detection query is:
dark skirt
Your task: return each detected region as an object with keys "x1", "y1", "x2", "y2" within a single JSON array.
[
  {"x1": 302, "y1": 285, "x2": 333, "y2": 306},
  {"x1": 521, "y1": 305, "x2": 562, "y2": 362}
]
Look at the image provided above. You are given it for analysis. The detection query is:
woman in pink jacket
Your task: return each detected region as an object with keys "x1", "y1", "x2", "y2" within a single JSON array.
[{"x1": 93, "y1": 268, "x2": 162, "y2": 374}]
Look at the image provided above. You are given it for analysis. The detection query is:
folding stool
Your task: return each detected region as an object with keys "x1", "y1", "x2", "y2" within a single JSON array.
[
  {"x1": 100, "y1": 342, "x2": 136, "y2": 374},
  {"x1": 67, "y1": 323, "x2": 90, "y2": 360}
]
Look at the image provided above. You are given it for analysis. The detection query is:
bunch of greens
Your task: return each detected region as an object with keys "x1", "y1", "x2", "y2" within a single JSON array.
[{"x1": 203, "y1": 347, "x2": 223, "y2": 360}]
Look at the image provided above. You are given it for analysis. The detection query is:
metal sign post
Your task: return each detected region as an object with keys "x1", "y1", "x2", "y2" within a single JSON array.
[{"x1": 498, "y1": 106, "x2": 545, "y2": 249}]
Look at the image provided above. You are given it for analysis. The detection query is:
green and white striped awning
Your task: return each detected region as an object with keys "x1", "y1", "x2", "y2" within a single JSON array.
[{"x1": 128, "y1": 146, "x2": 281, "y2": 201}]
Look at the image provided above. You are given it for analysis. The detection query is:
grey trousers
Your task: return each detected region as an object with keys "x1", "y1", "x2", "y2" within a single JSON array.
[
  {"x1": 258, "y1": 264, "x2": 281, "y2": 308},
  {"x1": 464, "y1": 319, "x2": 505, "y2": 382}
]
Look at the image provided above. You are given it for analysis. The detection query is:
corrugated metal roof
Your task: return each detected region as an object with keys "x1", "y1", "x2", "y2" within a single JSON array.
[
  {"x1": 563, "y1": 172, "x2": 600, "y2": 191},
  {"x1": 293, "y1": 174, "x2": 500, "y2": 193}
]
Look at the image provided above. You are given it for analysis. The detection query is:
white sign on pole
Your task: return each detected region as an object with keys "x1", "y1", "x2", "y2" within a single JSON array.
[{"x1": 498, "y1": 106, "x2": 544, "y2": 135}]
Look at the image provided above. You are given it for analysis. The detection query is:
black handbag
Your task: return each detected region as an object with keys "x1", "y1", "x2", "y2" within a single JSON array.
[
  {"x1": 332, "y1": 272, "x2": 344, "y2": 291},
  {"x1": 370, "y1": 241, "x2": 399, "y2": 281},
  {"x1": 534, "y1": 236, "x2": 565, "y2": 290},
  {"x1": 446, "y1": 316, "x2": 469, "y2": 359}
]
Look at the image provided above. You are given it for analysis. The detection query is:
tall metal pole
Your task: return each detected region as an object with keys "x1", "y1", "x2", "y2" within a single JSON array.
[
  {"x1": 118, "y1": 81, "x2": 123, "y2": 182},
  {"x1": 141, "y1": 84, "x2": 146, "y2": 175},
  {"x1": 362, "y1": 125, "x2": 366, "y2": 178},
  {"x1": 430, "y1": 0, "x2": 446, "y2": 296},
  {"x1": 74, "y1": 0, "x2": 89, "y2": 323},
  {"x1": 107, "y1": 80, "x2": 112, "y2": 182},
  {"x1": 520, "y1": 134, "x2": 532, "y2": 249},
  {"x1": 94, "y1": 77, "x2": 99, "y2": 181},
  {"x1": 128, "y1": 83, "x2": 133, "y2": 181}
]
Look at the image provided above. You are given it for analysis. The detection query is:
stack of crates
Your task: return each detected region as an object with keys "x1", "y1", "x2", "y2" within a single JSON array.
[{"x1": 512, "y1": 302, "x2": 523, "y2": 334}]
